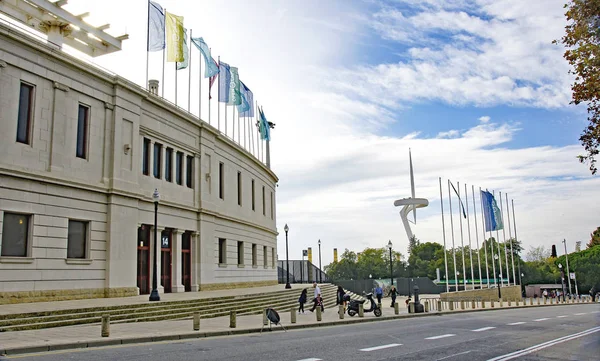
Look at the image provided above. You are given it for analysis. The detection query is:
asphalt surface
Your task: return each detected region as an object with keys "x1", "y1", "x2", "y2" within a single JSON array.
[{"x1": 2, "y1": 304, "x2": 599, "y2": 361}]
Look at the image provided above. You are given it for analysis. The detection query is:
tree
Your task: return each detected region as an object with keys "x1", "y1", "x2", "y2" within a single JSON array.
[
  {"x1": 324, "y1": 247, "x2": 405, "y2": 281},
  {"x1": 588, "y1": 226, "x2": 600, "y2": 248},
  {"x1": 556, "y1": 0, "x2": 600, "y2": 174},
  {"x1": 526, "y1": 245, "x2": 551, "y2": 262},
  {"x1": 554, "y1": 245, "x2": 600, "y2": 293},
  {"x1": 407, "y1": 242, "x2": 444, "y2": 279}
]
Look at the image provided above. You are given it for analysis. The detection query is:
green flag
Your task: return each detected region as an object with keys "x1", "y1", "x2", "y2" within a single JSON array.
[{"x1": 228, "y1": 66, "x2": 241, "y2": 106}]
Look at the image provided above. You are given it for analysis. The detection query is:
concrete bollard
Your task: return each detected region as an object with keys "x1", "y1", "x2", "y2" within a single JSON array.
[
  {"x1": 230, "y1": 310, "x2": 236, "y2": 328},
  {"x1": 316, "y1": 306, "x2": 322, "y2": 321},
  {"x1": 425, "y1": 301, "x2": 429, "y2": 312},
  {"x1": 543, "y1": 297, "x2": 547, "y2": 305},
  {"x1": 507, "y1": 299, "x2": 511, "y2": 307},
  {"x1": 530, "y1": 298, "x2": 533, "y2": 306},
  {"x1": 291, "y1": 307, "x2": 297, "y2": 324},
  {"x1": 409, "y1": 302, "x2": 415, "y2": 313},
  {"x1": 394, "y1": 302, "x2": 399, "y2": 315},
  {"x1": 481, "y1": 300, "x2": 485, "y2": 308},
  {"x1": 491, "y1": 300, "x2": 495, "y2": 308},
  {"x1": 359, "y1": 303, "x2": 364, "y2": 317},
  {"x1": 338, "y1": 305, "x2": 344, "y2": 320},
  {"x1": 193, "y1": 312, "x2": 200, "y2": 331},
  {"x1": 101, "y1": 315, "x2": 110, "y2": 337},
  {"x1": 448, "y1": 301, "x2": 454, "y2": 311},
  {"x1": 263, "y1": 309, "x2": 268, "y2": 326},
  {"x1": 471, "y1": 300, "x2": 476, "y2": 309},
  {"x1": 550, "y1": 298, "x2": 554, "y2": 304},
  {"x1": 537, "y1": 297, "x2": 540, "y2": 305},
  {"x1": 499, "y1": 299, "x2": 504, "y2": 307},
  {"x1": 437, "y1": 300, "x2": 442, "y2": 312},
  {"x1": 460, "y1": 300, "x2": 465, "y2": 310}
]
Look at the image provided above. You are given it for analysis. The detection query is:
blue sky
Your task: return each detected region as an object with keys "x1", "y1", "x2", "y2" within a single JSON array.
[{"x1": 25, "y1": 0, "x2": 599, "y2": 267}]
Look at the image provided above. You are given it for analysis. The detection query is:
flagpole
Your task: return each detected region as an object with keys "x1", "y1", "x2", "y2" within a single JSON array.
[
  {"x1": 187, "y1": 29, "x2": 192, "y2": 112},
  {"x1": 456, "y1": 182, "x2": 467, "y2": 289},
  {"x1": 511, "y1": 200, "x2": 520, "y2": 287},
  {"x1": 492, "y1": 190, "x2": 503, "y2": 287},
  {"x1": 161, "y1": 8, "x2": 166, "y2": 98},
  {"x1": 233, "y1": 105, "x2": 236, "y2": 141},
  {"x1": 243, "y1": 114, "x2": 247, "y2": 149},
  {"x1": 175, "y1": 62, "x2": 178, "y2": 106},
  {"x1": 439, "y1": 177, "x2": 449, "y2": 293},
  {"x1": 472, "y1": 185, "x2": 483, "y2": 289},
  {"x1": 499, "y1": 191, "x2": 510, "y2": 285},
  {"x1": 447, "y1": 180, "x2": 458, "y2": 292},
  {"x1": 145, "y1": 0, "x2": 150, "y2": 90},
  {"x1": 225, "y1": 100, "x2": 228, "y2": 137},
  {"x1": 238, "y1": 109, "x2": 241, "y2": 145},
  {"x1": 506, "y1": 193, "x2": 516, "y2": 285},
  {"x1": 256, "y1": 100, "x2": 260, "y2": 160},
  {"x1": 199, "y1": 42, "x2": 202, "y2": 120},
  {"x1": 465, "y1": 183, "x2": 475, "y2": 289},
  {"x1": 481, "y1": 187, "x2": 493, "y2": 288},
  {"x1": 217, "y1": 56, "x2": 220, "y2": 131}
]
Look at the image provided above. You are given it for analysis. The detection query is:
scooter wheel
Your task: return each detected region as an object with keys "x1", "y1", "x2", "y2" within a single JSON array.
[
  {"x1": 348, "y1": 309, "x2": 357, "y2": 317},
  {"x1": 374, "y1": 309, "x2": 382, "y2": 317}
]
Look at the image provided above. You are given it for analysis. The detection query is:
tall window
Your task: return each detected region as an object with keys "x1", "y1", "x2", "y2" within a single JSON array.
[
  {"x1": 153, "y1": 143, "x2": 162, "y2": 179},
  {"x1": 219, "y1": 162, "x2": 224, "y2": 199},
  {"x1": 142, "y1": 138, "x2": 150, "y2": 175},
  {"x1": 270, "y1": 191, "x2": 274, "y2": 220},
  {"x1": 263, "y1": 246, "x2": 268, "y2": 268},
  {"x1": 252, "y1": 243, "x2": 257, "y2": 266},
  {"x1": 251, "y1": 179, "x2": 255, "y2": 211},
  {"x1": 176, "y1": 152, "x2": 183, "y2": 185},
  {"x1": 262, "y1": 186, "x2": 266, "y2": 216},
  {"x1": 67, "y1": 220, "x2": 88, "y2": 259},
  {"x1": 218, "y1": 238, "x2": 226, "y2": 264},
  {"x1": 237, "y1": 172, "x2": 242, "y2": 206},
  {"x1": 237, "y1": 241, "x2": 244, "y2": 265},
  {"x1": 16, "y1": 83, "x2": 34, "y2": 144},
  {"x1": 186, "y1": 155, "x2": 193, "y2": 188},
  {"x1": 76, "y1": 104, "x2": 89, "y2": 159},
  {"x1": 165, "y1": 148, "x2": 173, "y2": 182},
  {"x1": 1, "y1": 213, "x2": 30, "y2": 257},
  {"x1": 271, "y1": 247, "x2": 275, "y2": 268}
]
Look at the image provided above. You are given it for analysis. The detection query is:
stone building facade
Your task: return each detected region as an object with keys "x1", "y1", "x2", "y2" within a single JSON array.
[{"x1": 0, "y1": 22, "x2": 278, "y2": 304}]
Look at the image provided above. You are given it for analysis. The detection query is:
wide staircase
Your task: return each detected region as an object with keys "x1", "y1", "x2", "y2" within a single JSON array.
[{"x1": 0, "y1": 284, "x2": 342, "y2": 332}]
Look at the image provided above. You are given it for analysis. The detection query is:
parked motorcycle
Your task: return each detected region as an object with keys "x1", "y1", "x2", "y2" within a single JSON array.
[{"x1": 347, "y1": 292, "x2": 382, "y2": 317}]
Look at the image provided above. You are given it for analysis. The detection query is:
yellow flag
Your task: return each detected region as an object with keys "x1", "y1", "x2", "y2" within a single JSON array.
[{"x1": 166, "y1": 11, "x2": 184, "y2": 62}]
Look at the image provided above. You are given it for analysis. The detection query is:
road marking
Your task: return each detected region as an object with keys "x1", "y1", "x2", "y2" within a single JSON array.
[
  {"x1": 295, "y1": 359, "x2": 322, "y2": 361},
  {"x1": 557, "y1": 315, "x2": 568, "y2": 318},
  {"x1": 533, "y1": 318, "x2": 550, "y2": 322},
  {"x1": 425, "y1": 334, "x2": 456, "y2": 340},
  {"x1": 486, "y1": 326, "x2": 600, "y2": 361},
  {"x1": 574, "y1": 313, "x2": 586, "y2": 315},
  {"x1": 360, "y1": 343, "x2": 402, "y2": 352},
  {"x1": 438, "y1": 350, "x2": 472, "y2": 360},
  {"x1": 507, "y1": 322, "x2": 526, "y2": 325},
  {"x1": 472, "y1": 327, "x2": 496, "y2": 332}
]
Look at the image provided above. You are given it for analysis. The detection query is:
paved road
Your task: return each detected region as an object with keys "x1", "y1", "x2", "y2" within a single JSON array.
[{"x1": 3, "y1": 304, "x2": 599, "y2": 361}]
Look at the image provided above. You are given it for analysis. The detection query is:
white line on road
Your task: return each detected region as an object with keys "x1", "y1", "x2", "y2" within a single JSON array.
[
  {"x1": 472, "y1": 327, "x2": 496, "y2": 332},
  {"x1": 425, "y1": 334, "x2": 456, "y2": 340},
  {"x1": 507, "y1": 322, "x2": 526, "y2": 325},
  {"x1": 360, "y1": 343, "x2": 402, "y2": 352},
  {"x1": 557, "y1": 315, "x2": 568, "y2": 318},
  {"x1": 295, "y1": 359, "x2": 322, "y2": 361},
  {"x1": 574, "y1": 313, "x2": 586, "y2": 315},
  {"x1": 486, "y1": 326, "x2": 600, "y2": 361},
  {"x1": 533, "y1": 318, "x2": 550, "y2": 322}
]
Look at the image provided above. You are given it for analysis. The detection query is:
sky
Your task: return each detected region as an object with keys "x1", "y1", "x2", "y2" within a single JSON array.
[{"x1": 7, "y1": 0, "x2": 598, "y2": 269}]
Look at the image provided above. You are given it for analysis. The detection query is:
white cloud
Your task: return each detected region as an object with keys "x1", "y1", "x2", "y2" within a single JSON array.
[
  {"x1": 437, "y1": 130, "x2": 460, "y2": 138},
  {"x1": 479, "y1": 116, "x2": 491, "y2": 123}
]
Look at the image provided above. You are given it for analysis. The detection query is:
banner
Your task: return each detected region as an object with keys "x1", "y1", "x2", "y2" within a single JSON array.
[
  {"x1": 147, "y1": 1, "x2": 165, "y2": 51},
  {"x1": 228, "y1": 66, "x2": 241, "y2": 106},
  {"x1": 191, "y1": 37, "x2": 220, "y2": 78},
  {"x1": 165, "y1": 12, "x2": 184, "y2": 62},
  {"x1": 218, "y1": 61, "x2": 231, "y2": 103},
  {"x1": 481, "y1": 190, "x2": 504, "y2": 232}
]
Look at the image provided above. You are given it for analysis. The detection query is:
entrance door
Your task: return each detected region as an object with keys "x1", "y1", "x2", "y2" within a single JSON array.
[
  {"x1": 137, "y1": 226, "x2": 150, "y2": 295},
  {"x1": 182, "y1": 232, "x2": 191, "y2": 292},
  {"x1": 161, "y1": 229, "x2": 172, "y2": 293}
]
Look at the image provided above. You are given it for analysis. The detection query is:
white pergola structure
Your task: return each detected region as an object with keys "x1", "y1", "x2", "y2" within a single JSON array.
[
  {"x1": 0, "y1": 0, "x2": 128, "y2": 57},
  {"x1": 394, "y1": 149, "x2": 429, "y2": 241}
]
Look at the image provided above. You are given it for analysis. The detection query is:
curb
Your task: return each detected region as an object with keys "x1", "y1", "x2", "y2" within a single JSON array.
[{"x1": 1, "y1": 301, "x2": 596, "y2": 356}]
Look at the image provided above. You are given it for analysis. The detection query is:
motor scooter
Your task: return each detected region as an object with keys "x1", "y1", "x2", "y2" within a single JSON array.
[{"x1": 347, "y1": 292, "x2": 382, "y2": 317}]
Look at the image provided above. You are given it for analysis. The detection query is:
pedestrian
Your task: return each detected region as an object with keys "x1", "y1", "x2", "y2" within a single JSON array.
[
  {"x1": 389, "y1": 285, "x2": 398, "y2": 307},
  {"x1": 336, "y1": 285, "x2": 345, "y2": 306},
  {"x1": 315, "y1": 293, "x2": 324, "y2": 312},
  {"x1": 542, "y1": 289, "x2": 548, "y2": 300},
  {"x1": 375, "y1": 284, "x2": 383, "y2": 304},
  {"x1": 298, "y1": 288, "x2": 307, "y2": 313},
  {"x1": 310, "y1": 281, "x2": 321, "y2": 312}
]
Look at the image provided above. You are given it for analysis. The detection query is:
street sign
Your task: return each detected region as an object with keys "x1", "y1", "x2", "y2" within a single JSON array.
[
  {"x1": 302, "y1": 250, "x2": 308, "y2": 257},
  {"x1": 570, "y1": 272, "x2": 576, "y2": 280}
]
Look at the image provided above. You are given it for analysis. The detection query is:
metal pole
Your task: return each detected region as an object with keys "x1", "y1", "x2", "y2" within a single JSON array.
[
  {"x1": 301, "y1": 253, "x2": 304, "y2": 284},
  {"x1": 472, "y1": 185, "x2": 483, "y2": 289},
  {"x1": 285, "y1": 229, "x2": 291, "y2": 289},
  {"x1": 389, "y1": 246, "x2": 393, "y2": 286},
  {"x1": 480, "y1": 187, "x2": 490, "y2": 288},
  {"x1": 188, "y1": 29, "x2": 192, "y2": 112},
  {"x1": 505, "y1": 193, "x2": 516, "y2": 286},
  {"x1": 149, "y1": 200, "x2": 160, "y2": 301},
  {"x1": 493, "y1": 190, "x2": 503, "y2": 286},
  {"x1": 563, "y1": 239, "x2": 572, "y2": 296},
  {"x1": 318, "y1": 241, "x2": 322, "y2": 283},
  {"x1": 457, "y1": 182, "x2": 467, "y2": 289},
  {"x1": 499, "y1": 191, "x2": 510, "y2": 286},
  {"x1": 447, "y1": 180, "x2": 458, "y2": 291},
  {"x1": 439, "y1": 177, "x2": 450, "y2": 293}
]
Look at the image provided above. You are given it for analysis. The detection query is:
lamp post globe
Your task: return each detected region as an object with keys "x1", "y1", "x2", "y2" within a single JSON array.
[
  {"x1": 387, "y1": 240, "x2": 393, "y2": 286},
  {"x1": 284, "y1": 224, "x2": 291, "y2": 289},
  {"x1": 318, "y1": 239, "x2": 322, "y2": 283},
  {"x1": 149, "y1": 189, "x2": 161, "y2": 302}
]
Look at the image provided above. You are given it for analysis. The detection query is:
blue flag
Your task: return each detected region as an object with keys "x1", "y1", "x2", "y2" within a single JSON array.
[
  {"x1": 258, "y1": 107, "x2": 271, "y2": 141},
  {"x1": 238, "y1": 81, "x2": 254, "y2": 116},
  {"x1": 147, "y1": 1, "x2": 165, "y2": 51},
  {"x1": 481, "y1": 190, "x2": 503, "y2": 232},
  {"x1": 218, "y1": 61, "x2": 231, "y2": 103},
  {"x1": 191, "y1": 37, "x2": 219, "y2": 78},
  {"x1": 450, "y1": 181, "x2": 467, "y2": 218}
]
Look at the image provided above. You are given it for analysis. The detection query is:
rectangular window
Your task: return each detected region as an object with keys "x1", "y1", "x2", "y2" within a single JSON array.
[
  {"x1": 153, "y1": 143, "x2": 162, "y2": 179},
  {"x1": 17, "y1": 83, "x2": 34, "y2": 144},
  {"x1": 218, "y1": 238, "x2": 226, "y2": 264},
  {"x1": 165, "y1": 148, "x2": 173, "y2": 182},
  {"x1": 76, "y1": 104, "x2": 89, "y2": 159},
  {"x1": 237, "y1": 241, "x2": 244, "y2": 265},
  {"x1": 142, "y1": 138, "x2": 150, "y2": 175},
  {"x1": 175, "y1": 151, "x2": 183, "y2": 185},
  {"x1": 251, "y1": 179, "x2": 255, "y2": 211},
  {"x1": 186, "y1": 155, "x2": 193, "y2": 188},
  {"x1": 1, "y1": 213, "x2": 30, "y2": 257},
  {"x1": 252, "y1": 243, "x2": 257, "y2": 266},
  {"x1": 67, "y1": 220, "x2": 88, "y2": 259},
  {"x1": 271, "y1": 247, "x2": 275, "y2": 268},
  {"x1": 219, "y1": 162, "x2": 224, "y2": 200},
  {"x1": 262, "y1": 186, "x2": 266, "y2": 216},
  {"x1": 263, "y1": 246, "x2": 268, "y2": 268},
  {"x1": 237, "y1": 172, "x2": 242, "y2": 206},
  {"x1": 270, "y1": 191, "x2": 274, "y2": 220}
]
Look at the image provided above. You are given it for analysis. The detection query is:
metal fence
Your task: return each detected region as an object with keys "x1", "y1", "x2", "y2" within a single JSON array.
[
  {"x1": 277, "y1": 260, "x2": 329, "y2": 284},
  {"x1": 332, "y1": 277, "x2": 444, "y2": 296}
]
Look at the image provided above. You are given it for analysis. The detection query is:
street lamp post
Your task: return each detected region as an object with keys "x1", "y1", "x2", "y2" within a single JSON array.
[
  {"x1": 387, "y1": 240, "x2": 393, "y2": 286},
  {"x1": 284, "y1": 224, "x2": 291, "y2": 289},
  {"x1": 318, "y1": 239, "x2": 322, "y2": 283},
  {"x1": 558, "y1": 263, "x2": 566, "y2": 302},
  {"x1": 494, "y1": 254, "x2": 501, "y2": 300},
  {"x1": 521, "y1": 273, "x2": 525, "y2": 297},
  {"x1": 149, "y1": 189, "x2": 161, "y2": 302}
]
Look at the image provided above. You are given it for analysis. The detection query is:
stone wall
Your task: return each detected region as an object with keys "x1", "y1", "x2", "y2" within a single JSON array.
[
  {"x1": 440, "y1": 285, "x2": 521, "y2": 301},
  {"x1": 199, "y1": 280, "x2": 278, "y2": 291},
  {"x1": 0, "y1": 287, "x2": 138, "y2": 305}
]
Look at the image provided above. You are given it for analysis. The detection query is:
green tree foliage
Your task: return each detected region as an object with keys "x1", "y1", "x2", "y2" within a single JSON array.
[
  {"x1": 324, "y1": 247, "x2": 405, "y2": 281},
  {"x1": 554, "y1": 244, "x2": 600, "y2": 293},
  {"x1": 556, "y1": 0, "x2": 600, "y2": 174},
  {"x1": 407, "y1": 242, "x2": 444, "y2": 279},
  {"x1": 588, "y1": 226, "x2": 600, "y2": 248}
]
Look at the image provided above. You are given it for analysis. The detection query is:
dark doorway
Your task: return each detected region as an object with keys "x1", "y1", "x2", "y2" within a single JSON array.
[
  {"x1": 161, "y1": 229, "x2": 172, "y2": 293},
  {"x1": 137, "y1": 226, "x2": 151, "y2": 295},
  {"x1": 182, "y1": 232, "x2": 191, "y2": 292}
]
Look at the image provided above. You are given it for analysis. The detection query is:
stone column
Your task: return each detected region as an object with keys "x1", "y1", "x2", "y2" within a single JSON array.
[
  {"x1": 148, "y1": 140, "x2": 155, "y2": 177},
  {"x1": 150, "y1": 226, "x2": 164, "y2": 293},
  {"x1": 191, "y1": 231, "x2": 200, "y2": 292},
  {"x1": 181, "y1": 151, "x2": 187, "y2": 186},
  {"x1": 171, "y1": 229, "x2": 185, "y2": 293}
]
